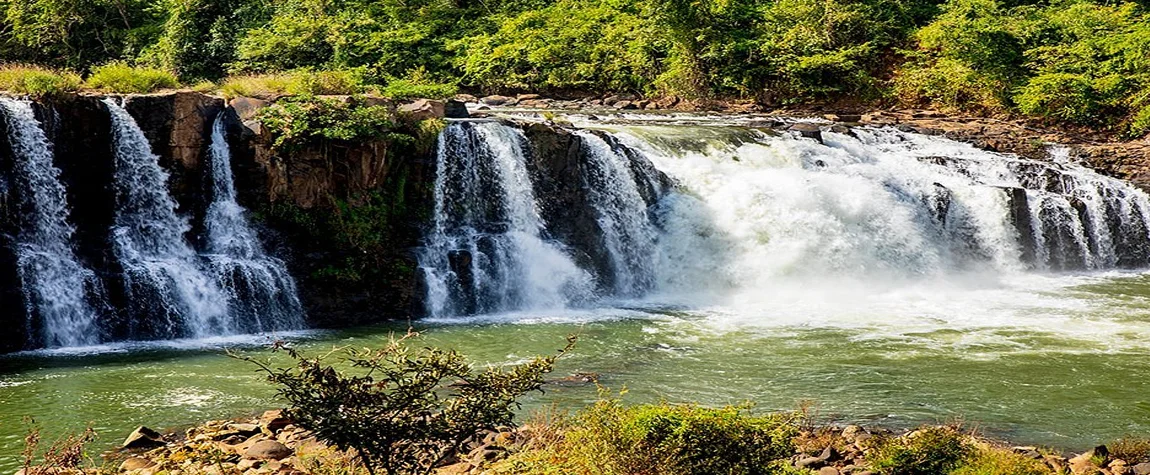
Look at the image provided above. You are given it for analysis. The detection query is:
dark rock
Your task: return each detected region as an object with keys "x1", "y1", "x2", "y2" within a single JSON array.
[
  {"x1": 122, "y1": 426, "x2": 165, "y2": 450},
  {"x1": 244, "y1": 440, "x2": 293, "y2": 460},
  {"x1": 788, "y1": 123, "x2": 823, "y2": 142},
  {"x1": 260, "y1": 409, "x2": 292, "y2": 433}
]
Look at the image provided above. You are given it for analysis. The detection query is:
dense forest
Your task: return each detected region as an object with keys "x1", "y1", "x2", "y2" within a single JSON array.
[{"x1": 1, "y1": 0, "x2": 1148, "y2": 136}]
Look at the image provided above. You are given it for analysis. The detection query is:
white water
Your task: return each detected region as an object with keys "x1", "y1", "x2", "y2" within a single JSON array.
[
  {"x1": 575, "y1": 131, "x2": 657, "y2": 296},
  {"x1": 420, "y1": 122, "x2": 594, "y2": 317},
  {"x1": 203, "y1": 114, "x2": 305, "y2": 332},
  {"x1": 105, "y1": 99, "x2": 230, "y2": 339},
  {"x1": 0, "y1": 99, "x2": 99, "y2": 347}
]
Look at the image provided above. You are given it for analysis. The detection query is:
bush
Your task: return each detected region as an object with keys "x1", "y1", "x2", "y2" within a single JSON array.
[
  {"x1": 494, "y1": 397, "x2": 802, "y2": 475},
  {"x1": 950, "y1": 446, "x2": 1049, "y2": 475},
  {"x1": 0, "y1": 65, "x2": 82, "y2": 97},
  {"x1": 1014, "y1": 73, "x2": 1100, "y2": 123},
  {"x1": 1110, "y1": 438, "x2": 1150, "y2": 464},
  {"x1": 894, "y1": 57, "x2": 1011, "y2": 113},
  {"x1": 85, "y1": 62, "x2": 180, "y2": 93},
  {"x1": 233, "y1": 333, "x2": 576, "y2": 475},
  {"x1": 866, "y1": 426, "x2": 972, "y2": 475},
  {"x1": 380, "y1": 69, "x2": 458, "y2": 99},
  {"x1": 257, "y1": 95, "x2": 396, "y2": 151},
  {"x1": 220, "y1": 69, "x2": 369, "y2": 98}
]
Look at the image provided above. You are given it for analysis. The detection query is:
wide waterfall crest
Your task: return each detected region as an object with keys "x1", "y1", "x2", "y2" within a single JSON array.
[
  {"x1": 203, "y1": 114, "x2": 305, "y2": 332},
  {"x1": 420, "y1": 121, "x2": 593, "y2": 317},
  {"x1": 0, "y1": 99, "x2": 100, "y2": 347},
  {"x1": 105, "y1": 99, "x2": 231, "y2": 339}
]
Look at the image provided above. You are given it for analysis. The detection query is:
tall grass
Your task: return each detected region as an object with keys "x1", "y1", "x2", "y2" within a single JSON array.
[
  {"x1": 86, "y1": 62, "x2": 180, "y2": 93},
  {"x1": 0, "y1": 65, "x2": 82, "y2": 97}
]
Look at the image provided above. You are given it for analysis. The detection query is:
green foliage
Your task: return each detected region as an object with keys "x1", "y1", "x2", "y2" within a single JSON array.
[
  {"x1": 0, "y1": 65, "x2": 81, "y2": 97},
  {"x1": 495, "y1": 396, "x2": 802, "y2": 475},
  {"x1": 867, "y1": 426, "x2": 972, "y2": 475},
  {"x1": 950, "y1": 446, "x2": 1049, "y2": 475},
  {"x1": 233, "y1": 334, "x2": 575, "y2": 475},
  {"x1": 258, "y1": 95, "x2": 394, "y2": 151},
  {"x1": 1110, "y1": 438, "x2": 1150, "y2": 464},
  {"x1": 380, "y1": 69, "x2": 459, "y2": 100},
  {"x1": 85, "y1": 62, "x2": 180, "y2": 93},
  {"x1": 452, "y1": 0, "x2": 667, "y2": 94},
  {"x1": 1, "y1": 0, "x2": 162, "y2": 70}
]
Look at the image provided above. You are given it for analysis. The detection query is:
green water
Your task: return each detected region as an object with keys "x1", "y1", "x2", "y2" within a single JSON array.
[{"x1": 4, "y1": 273, "x2": 1150, "y2": 470}]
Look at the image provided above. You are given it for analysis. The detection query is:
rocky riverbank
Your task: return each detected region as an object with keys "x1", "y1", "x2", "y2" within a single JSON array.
[{"x1": 27, "y1": 408, "x2": 1149, "y2": 475}]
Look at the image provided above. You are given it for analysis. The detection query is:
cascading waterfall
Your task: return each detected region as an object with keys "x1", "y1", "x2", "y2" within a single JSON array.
[
  {"x1": 575, "y1": 131, "x2": 657, "y2": 296},
  {"x1": 421, "y1": 115, "x2": 1150, "y2": 317},
  {"x1": 203, "y1": 114, "x2": 305, "y2": 332},
  {"x1": 420, "y1": 121, "x2": 593, "y2": 317},
  {"x1": 0, "y1": 99, "x2": 100, "y2": 347},
  {"x1": 105, "y1": 99, "x2": 231, "y2": 339}
]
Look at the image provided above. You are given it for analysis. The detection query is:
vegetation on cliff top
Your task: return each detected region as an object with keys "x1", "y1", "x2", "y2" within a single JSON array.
[{"x1": 1, "y1": 0, "x2": 1149, "y2": 135}]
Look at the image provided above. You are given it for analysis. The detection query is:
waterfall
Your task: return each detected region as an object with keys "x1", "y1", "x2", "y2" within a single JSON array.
[
  {"x1": 203, "y1": 114, "x2": 305, "y2": 332},
  {"x1": 0, "y1": 99, "x2": 100, "y2": 347},
  {"x1": 104, "y1": 99, "x2": 230, "y2": 339},
  {"x1": 419, "y1": 121, "x2": 593, "y2": 317},
  {"x1": 575, "y1": 131, "x2": 657, "y2": 296},
  {"x1": 597, "y1": 123, "x2": 1150, "y2": 304}
]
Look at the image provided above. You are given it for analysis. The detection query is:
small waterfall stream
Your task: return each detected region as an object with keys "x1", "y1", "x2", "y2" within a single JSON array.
[
  {"x1": 203, "y1": 114, "x2": 305, "y2": 332},
  {"x1": 0, "y1": 99, "x2": 100, "y2": 347},
  {"x1": 575, "y1": 130, "x2": 657, "y2": 296},
  {"x1": 105, "y1": 99, "x2": 231, "y2": 339},
  {"x1": 420, "y1": 121, "x2": 593, "y2": 317}
]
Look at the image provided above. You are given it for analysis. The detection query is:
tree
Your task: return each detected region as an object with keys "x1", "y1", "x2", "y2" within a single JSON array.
[{"x1": 232, "y1": 332, "x2": 577, "y2": 475}]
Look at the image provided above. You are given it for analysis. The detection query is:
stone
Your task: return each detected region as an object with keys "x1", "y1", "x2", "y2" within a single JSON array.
[
  {"x1": 613, "y1": 100, "x2": 636, "y2": 110},
  {"x1": 260, "y1": 410, "x2": 292, "y2": 433},
  {"x1": 237, "y1": 459, "x2": 262, "y2": 471},
  {"x1": 436, "y1": 462, "x2": 473, "y2": 474},
  {"x1": 445, "y1": 100, "x2": 470, "y2": 119},
  {"x1": 229, "y1": 97, "x2": 269, "y2": 122},
  {"x1": 796, "y1": 456, "x2": 825, "y2": 468},
  {"x1": 245, "y1": 440, "x2": 293, "y2": 460},
  {"x1": 228, "y1": 423, "x2": 261, "y2": 435},
  {"x1": 517, "y1": 94, "x2": 542, "y2": 101},
  {"x1": 788, "y1": 122, "x2": 823, "y2": 142},
  {"x1": 1131, "y1": 463, "x2": 1150, "y2": 475},
  {"x1": 454, "y1": 94, "x2": 478, "y2": 103},
  {"x1": 123, "y1": 426, "x2": 165, "y2": 450},
  {"x1": 120, "y1": 456, "x2": 157, "y2": 470},
  {"x1": 479, "y1": 95, "x2": 512, "y2": 106},
  {"x1": 819, "y1": 468, "x2": 841, "y2": 475},
  {"x1": 398, "y1": 99, "x2": 446, "y2": 121}
]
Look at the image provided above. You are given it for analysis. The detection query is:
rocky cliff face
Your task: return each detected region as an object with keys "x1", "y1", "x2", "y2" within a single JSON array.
[{"x1": 0, "y1": 92, "x2": 443, "y2": 351}]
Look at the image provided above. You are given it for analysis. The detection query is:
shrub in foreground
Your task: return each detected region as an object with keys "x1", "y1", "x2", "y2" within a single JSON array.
[
  {"x1": 233, "y1": 333, "x2": 575, "y2": 475},
  {"x1": 0, "y1": 65, "x2": 82, "y2": 98},
  {"x1": 257, "y1": 95, "x2": 397, "y2": 151},
  {"x1": 867, "y1": 426, "x2": 972, "y2": 475},
  {"x1": 85, "y1": 62, "x2": 180, "y2": 93},
  {"x1": 494, "y1": 397, "x2": 803, "y2": 475}
]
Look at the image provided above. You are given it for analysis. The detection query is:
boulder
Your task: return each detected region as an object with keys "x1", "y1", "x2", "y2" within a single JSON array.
[
  {"x1": 479, "y1": 95, "x2": 513, "y2": 106},
  {"x1": 454, "y1": 94, "x2": 478, "y2": 103},
  {"x1": 244, "y1": 440, "x2": 293, "y2": 460},
  {"x1": 1131, "y1": 462, "x2": 1150, "y2": 475},
  {"x1": 445, "y1": 100, "x2": 469, "y2": 119},
  {"x1": 120, "y1": 456, "x2": 156, "y2": 471},
  {"x1": 122, "y1": 426, "x2": 165, "y2": 450},
  {"x1": 398, "y1": 99, "x2": 446, "y2": 121},
  {"x1": 260, "y1": 409, "x2": 292, "y2": 433},
  {"x1": 229, "y1": 96, "x2": 269, "y2": 122},
  {"x1": 788, "y1": 123, "x2": 823, "y2": 142}
]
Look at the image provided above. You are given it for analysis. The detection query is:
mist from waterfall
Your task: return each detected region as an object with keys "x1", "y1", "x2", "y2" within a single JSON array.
[
  {"x1": 0, "y1": 99, "x2": 100, "y2": 347},
  {"x1": 203, "y1": 114, "x2": 305, "y2": 332},
  {"x1": 105, "y1": 99, "x2": 230, "y2": 339}
]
